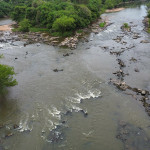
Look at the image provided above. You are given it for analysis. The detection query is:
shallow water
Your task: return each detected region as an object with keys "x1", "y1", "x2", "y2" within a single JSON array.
[{"x1": 0, "y1": 5, "x2": 150, "y2": 150}]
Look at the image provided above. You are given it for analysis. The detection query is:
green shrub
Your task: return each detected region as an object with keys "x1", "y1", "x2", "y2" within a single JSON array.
[
  {"x1": 19, "y1": 19, "x2": 31, "y2": 32},
  {"x1": 148, "y1": 10, "x2": 150, "y2": 18},
  {"x1": 123, "y1": 23, "x2": 129, "y2": 28},
  {"x1": 99, "y1": 22, "x2": 106, "y2": 28},
  {"x1": 52, "y1": 16, "x2": 76, "y2": 33},
  {"x1": 0, "y1": 64, "x2": 17, "y2": 94}
]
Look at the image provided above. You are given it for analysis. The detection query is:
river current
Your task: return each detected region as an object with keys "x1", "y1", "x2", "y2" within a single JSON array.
[{"x1": 0, "y1": 4, "x2": 150, "y2": 150}]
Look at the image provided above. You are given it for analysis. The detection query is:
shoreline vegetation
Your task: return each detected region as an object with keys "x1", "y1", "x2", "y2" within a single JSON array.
[
  {"x1": 0, "y1": 0, "x2": 143, "y2": 35},
  {"x1": 143, "y1": 2, "x2": 150, "y2": 33}
]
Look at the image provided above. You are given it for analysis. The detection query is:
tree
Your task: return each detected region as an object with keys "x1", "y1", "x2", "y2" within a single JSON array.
[
  {"x1": 0, "y1": 64, "x2": 17, "y2": 94},
  {"x1": 52, "y1": 16, "x2": 76, "y2": 33}
]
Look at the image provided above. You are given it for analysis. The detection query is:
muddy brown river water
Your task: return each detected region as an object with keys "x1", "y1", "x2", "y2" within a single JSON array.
[{"x1": 0, "y1": 4, "x2": 150, "y2": 150}]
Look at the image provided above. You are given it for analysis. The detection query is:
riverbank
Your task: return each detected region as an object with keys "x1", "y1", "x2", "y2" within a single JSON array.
[
  {"x1": 0, "y1": 17, "x2": 111, "y2": 49},
  {"x1": 143, "y1": 17, "x2": 150, "y2": 33},
  {"x1": 0, "y1": 24, "x2": 12, "y2": 31},
  {"x1": 105, "y1": 8, "x2": 125, "y2": 13}
]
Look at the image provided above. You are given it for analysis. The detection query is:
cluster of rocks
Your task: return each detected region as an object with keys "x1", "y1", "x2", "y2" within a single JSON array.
[
  {"x1": 88, "y1": 18, "x2": 113, "y2": 34},
  {"x1": 113, "y1": 35, "x2": 124, "y2": 43},
  {"x1": 107, "y1": 24, "x2": 150, "y2": 116},
  {"x1": 110, "y1": 79, "x2": 150, "y2": 115},
  {"x1": 132, "y1": 33, "x2": 141, "y2": 39},
  {"x1": 143, "y1": 17, "x2": 149, "y2": 33},
  {"x1": 59, "y1": 33, "x2": 80, "y2": 49},
  {"x1": 0, "y1": 123, "x2": 19, "y2": 147},
  {"x1": 0, "y1": 31, "x2": 20, "y2": 44},
  {"x1": 17, "y1": 31, "x2": 85, "y2": 49}
]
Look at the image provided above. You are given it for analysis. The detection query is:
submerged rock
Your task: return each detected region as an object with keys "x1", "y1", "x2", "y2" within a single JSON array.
[{"x1": 116, "y1": 121, "x2": 150, "y2": 150}]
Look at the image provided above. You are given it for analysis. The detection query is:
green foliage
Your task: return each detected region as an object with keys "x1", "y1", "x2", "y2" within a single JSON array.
[
  {"x1": 11, "y1": 6, "x2": 27, "y2": 21},
  {"x1": 99, "y1": 21, "x2": 106, "y2": 27},
  {"x1": 0, "y1": 1, "x2": 12, "y2": 18},
  {"x1": 52, "y1": 16, "x2": 76, "y2": 33},
  {"x1": 77, "y1": 29, "x2": 83, "y2": 33},
  {"x1": 88, "y1": 0, "x2": 102, "y2": 20},
  {"x1": 9, "y1": 0, "x2": 139, "y2": 36},
  {"x1": 0, "y1": 64, "x2": 17, "y2": 94},
  {"x1": 26, "y1": 7, "x2": 37, "y2": 25},
  {"x1": 148, "y1": 10, "x2": 150, "y2": 18},
  {"x1": 29, "y1": 27, "x2": 49, "y2": 32},
  {"x1": 123, "y1": 23, "x2": 129, "y2": 28},
  {"x1": 19, "y1": 19, "x2": 31, "y2": 32}
]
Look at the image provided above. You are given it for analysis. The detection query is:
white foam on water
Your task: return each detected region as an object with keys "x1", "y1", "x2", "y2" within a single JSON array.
[
  {"x1": 18, "y1": 113, "x2": 33, "y2": 132},
  {"x1": 66, "y1": 89, "x2": 101, "y2": 103},
  {"x1": 47, "y1": 107, "x2": 61, "y2": 120},
  {"x1": 65, "y1": 103, "x2": 82, "y2": 112}
]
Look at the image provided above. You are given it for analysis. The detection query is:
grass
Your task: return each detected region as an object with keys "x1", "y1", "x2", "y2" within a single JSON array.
[
  {"x1": 29, "y1": 27, "x2": 49, "y2": 32},
  {"x1": 77, "y1": 29, "x2": 83, "y2": 34},
  {"x1": 99, "y1": 22, "x2": 106, "y2": 28}
]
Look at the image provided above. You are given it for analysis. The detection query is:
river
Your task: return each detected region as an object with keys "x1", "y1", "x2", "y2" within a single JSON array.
[{"x1": 0, "y1": 4, "x2": 150, "y2": 150}]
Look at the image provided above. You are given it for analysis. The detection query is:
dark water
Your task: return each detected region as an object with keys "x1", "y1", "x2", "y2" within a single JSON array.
[{"x1": 0, "y1": 5, "x2": 150, "y2": 150}]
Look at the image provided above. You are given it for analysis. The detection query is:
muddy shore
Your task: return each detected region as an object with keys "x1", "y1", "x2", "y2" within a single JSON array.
[{"x1": 105, "y1": 8, "x2": 125, "y2": 13}]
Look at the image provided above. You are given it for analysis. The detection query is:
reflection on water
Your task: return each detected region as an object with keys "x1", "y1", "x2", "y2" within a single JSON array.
[{"x1": 0, "y1": 4, "x2": 150, "y2": 150}]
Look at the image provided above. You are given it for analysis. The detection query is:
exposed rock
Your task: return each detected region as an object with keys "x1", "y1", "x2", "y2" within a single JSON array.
[
  {"x1": 134, "y1": 68, "x2": 139, "y2": 72},
  {"x1": 80, "y1": 109, "x2": 88, "y2": 117},
  {"x1": 130, "y1": 57, "x2": 137, "y2": 62},
  {"x1": 140, "y1": 40, "x2": 150, "y2": 43},
  {"x1": 63, "y1": 52, "x2": 73, "y2": 57},
  {"x1": 5, "y1": 133, "x2": 13, "y2": 138},
  {"x1": 110, "y1": 50, "x2": 125, "y2": 56},
  {"x1": 53, "y1": 69, "x2": 63, "y2": 72},
  {"x1": 117, "y1": 59, "x2": 126, "y2": 68}
]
